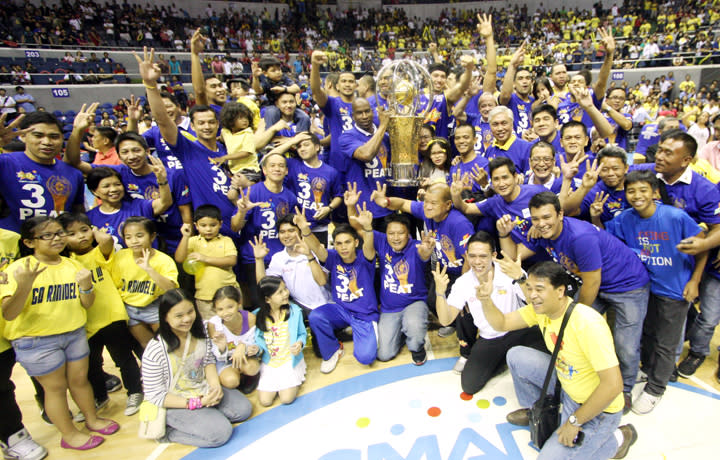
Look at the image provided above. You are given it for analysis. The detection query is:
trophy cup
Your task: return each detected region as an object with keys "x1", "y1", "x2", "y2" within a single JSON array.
[{"x1": 377, "y1": 60, "x2": 433, "y2": 187}]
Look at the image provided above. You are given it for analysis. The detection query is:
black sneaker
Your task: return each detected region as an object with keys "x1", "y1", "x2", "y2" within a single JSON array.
[
  {"x1": 677, "y1": 352, "x2": 705, "y2": 378},
  {"x1": 239, "y1": 373, "x2": 260, "y2": 394},
  {"x1": 411, "y1": 349, "x2": 427, "y2": 366},
  {"x1": 105, "y1": 374, "x2": 122, "y2": 393},
  {"x1": 670, "y1": 367, "x2": 678, "y2": 383}
]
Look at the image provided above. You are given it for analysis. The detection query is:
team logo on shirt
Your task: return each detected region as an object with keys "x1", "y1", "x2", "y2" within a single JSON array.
[
  {"x1": 310, "y1": 177, "x2": 327, "y2": 206},
  {"x1": 335, "y1": 265, "x2": 364, "y2": 301},
  {"x1": 424, "y1": 108, "x2": 441, "y2": 124},
  {"x1": 16, "y1": 171, "x2": 39, "y2": 182},
  {"x1": 672, "y1": 197, "x2": 686, "y2": 210},
  {"x1": 46, "y1": 175, "x2": 72, "y2": 213},
  {"x1": 383, "y1": 257, "x2": 413, "y2": 294}
]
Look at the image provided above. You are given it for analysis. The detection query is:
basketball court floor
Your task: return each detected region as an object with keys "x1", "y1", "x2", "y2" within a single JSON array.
[{"x1": 12, "y1": 326, "x2": 720, "y2": 460}]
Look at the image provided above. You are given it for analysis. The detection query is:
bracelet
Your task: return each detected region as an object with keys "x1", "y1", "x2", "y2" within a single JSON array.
[
  {"x1": 362, "y1": 228, "x2": 373, "y2": 233},
  {"x1": 436, "y1": 293, "x2": 446, "y2": 299},
  {"x1": 79, "y1": 285, "x2": 94, "y2": 295},
  {"x1": 328, "y1": 204, "x2": 335, "y2": 211},
  {"x1": 143, "y1": 82, "x2": 157, "y2": 90},
  {"x1": 499, "y1": 234, "x2": 511, "y2": 239},
  {"x1": 301, "y1": 231, "x2": 312, "y2": 237},
  {"x1": 157, "y1": 181, "x2": 168, "y2": 186},
  {"x1": 385, "y1": 197, "x2": 391, "y2": 208},
  {"x1": 187, "y1": 397, "x2": 202, "y2": 410}
]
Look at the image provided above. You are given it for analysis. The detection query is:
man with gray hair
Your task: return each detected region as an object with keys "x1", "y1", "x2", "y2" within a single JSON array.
[{"x1": 485, "y1": 106, "x2": 532, "y2": 174}]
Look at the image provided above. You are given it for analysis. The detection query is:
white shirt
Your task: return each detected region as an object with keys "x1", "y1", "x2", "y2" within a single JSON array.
[
  {"x1": 266, "y1": 249, "x2": 331, "y2": 309},
  {"x1": 447, "y1": 265, "x2": 526, "y2": 340}
]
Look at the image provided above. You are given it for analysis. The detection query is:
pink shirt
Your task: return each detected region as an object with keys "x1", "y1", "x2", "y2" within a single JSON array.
[
  {"x1": 699, "y1": 141, "x2": 720, "y2": 170},
  {"x1": 92, "y1": 147, "x2": 122, "y2": 165}
]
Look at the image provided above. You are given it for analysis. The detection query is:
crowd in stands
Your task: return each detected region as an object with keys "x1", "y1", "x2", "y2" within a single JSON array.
[{"x1": 3, "y1": 4, "x2": 720, "y2": 460}]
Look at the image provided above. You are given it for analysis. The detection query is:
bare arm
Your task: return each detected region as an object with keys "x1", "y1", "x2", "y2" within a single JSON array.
[
  {"x1": 352, "y1": 109, "x2": 390, "y2": 162},
  {"x1": 478, "y1": 14, "x2": 497, "y2": 94},
  {"x1": 499, "y1": 42, "x2": 526, "y2": 106},
  {"x1": 445, "y1": 55, "x2": 474, "y2": 105},
  {"x1": 592, "y1": 28, "x2": 616, "y2": 98},
  {"x1": 65, "y1": 102, "x2": 98, "y2": 175},
  {"x1": 577, "y1": 269, "x2": 601, "y2": 306},
  {"x1": 572, "y1": 86, "x2": 613, "y2": 139},
  {"x1": 148, "y1": 156, "x2": 173, "y2": 216},
  {"x1": 309, "y1": 51, "x2": 329, "y2": 108},
  {"x1": 190, "y1": 29, "x2": 209, "y2": 106},
  {"x1": 134, "y1": 48, "x2": 178, "y2": 146},
  {"x1": 174, "y1": 224, "x2": 191, "y2": 263}
]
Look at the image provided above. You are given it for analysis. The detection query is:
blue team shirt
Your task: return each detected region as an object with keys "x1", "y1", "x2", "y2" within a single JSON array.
[
  {"x1": 485, "y1": 137, "x2": 532, "y2": 174},
  {"x1": 375, "y1": 232, "x2": 429, "y2": 313},
  {"x1": 557, "y1": 151, "x2": 596, "y2": 190},
  {"x1": 604, "y1": 112, "x2": 632, "y2": 150},
  {"x1": 467, "y1": 114, "x2": 494, "y2": 155},
  {"x1": 321, "y1": 96, "x2": 354, "y2": 173},
  {"x1": 164, "y1": 129, "x2": 236, "y2": 237},
  {"x1": 659, "y1": 167, "x2": 720, "y2": 281},
  {"x1": 606, "y1": 203, "x2": 702, "y2": 300},
  {"x1": 340, "y1": 124, "x2": 392, "y2": 219},
  {"x1": 526, "y1": 216, "x2": 649, "y2": 293},
  {"x1": 86, "y1": 198, "x2": 154, "y2": 248},
  {"x1": 423, "y1": 93, "x2": 454, "y2": 140},
  {"x1": 450, "y1": 155, "x2": 489, "y2": 193},
  {"x1": 238, "y1": 182, "x2": 296, "y2": 264},
  {"x1": 476, "y1": 184, "x2": 548, "y2": 245},
  {"x1": 324, "y1": 249, "x2": 379, "y2": 321},
  {"x1": 142, "y1": 124, "x2": 189, "y2": 171},
  {"x1": 635, "y1": 123, "x2": 658, "y2": 156},
  {"x1": 556, "y1": 91, "x2": 602, "y2": 132},
  {"x1": 533, "y1": 133, "x2": 564, "y2": 157},
  {"x1": 95, "y1": 164, "x2": 191, "y2": 254},
  {"x1": 507, "y1": 93, "x2": 534, "y2": 137},
  {"x1": 410, "y1": 202, "x2": 473, "y2": 277},
  {"x1": 0, "y1": 152, "x2": 85, "y2": 232},
  {"x1": 286, "y1": 158, "x2": 343, "y2": 228}
]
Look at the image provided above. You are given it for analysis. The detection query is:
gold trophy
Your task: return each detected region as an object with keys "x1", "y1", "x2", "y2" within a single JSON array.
[
  {"x1": 378, "y1": 60, "x2": 433, "y2": 187},
  {"x1": 46, "y1": 175, "x2": 72, "y2": 212},
  {"x1": 311, "y1": 177, "x2": 327, "y2": 206},
  {"x1": 393, "y1": 259, "x2": 410, "y2": 288},
  {"x1": 348, "y1": 268, "x2": 360, "y2": 295},
  {"x1": 440, "y1": 234, "x2": 458, "y2": 264}
]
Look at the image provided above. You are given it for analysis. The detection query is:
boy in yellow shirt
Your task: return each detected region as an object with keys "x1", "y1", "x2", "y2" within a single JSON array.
[{"x1": 175, "y1": 204, "x2": 239, "y2": 320}]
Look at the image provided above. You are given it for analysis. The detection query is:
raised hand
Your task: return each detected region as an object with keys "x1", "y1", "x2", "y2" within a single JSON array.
[
  {"x1": 135, "y1": 248, "x2": 153, "y2": 272},
  {"x1": 180, "y1": 223, "x2": 193, "y2": 238},
  {"x1": 343, "y1": 181, "x2": 362, "y2": 208},
  {"x1": 132, "y1": 46, "x2": 162, "y2": 84},
  {"x1": 494, "y1": 249, "x2": 524, "y2": 281},
  {"x1": 369, "y1": 182, "x2": 388, "y2": 208},
  {"x1": 76, "y1": 269, "x2": 93, "y2": 291},
  {"x1": 236, "y1": 187, "x2": 264, "y2": 213},
  {"x1": 292, "y1": 206, "x2": 311, "y2": 233},
  {"x1": 13, "y1": 259, "x2": 47, "y2": 287},
  {"x1": 589, "y1": 191, "x2": 609, "y2": 218},
  {"x1": 349, "y1": 202, "x2": 374, "y2": 230},
  {"x1": 249, "y1": 235, "x2": 269, "y2": 260},
  {"x1": 73, "y1": 102, "x2": 100, "y2": 131},
  {"x1": 148, "y1": 155, "x2": 168, "y2": 183},
  {"x1": 496, "y1": 214, "x2": 517, "y2": 237},
  {"x1": 569, "y1": 84, "x2": 594, "y2": 109},
  {"x1": 470, "y1": 164, "x2": 488, "y2": 188},
  {"x1": 598, "y1": 27, "x2": 616, "y2": 55},
  {"x1": 0, "y1": 112, "x2": 28, "y2": 147},
  {"x1": 432, "y1": 263, "x2": 449, "y2": 295},
  {"x1": 476, "y1": 13, "x2": 493, "y2": 39},
  {"x1": 125, "y1": 94, "x2": 143, "y2": 121},
  {"x1": 450, "y1": 170, "x2": 467, "y2": 198},
  {"x1": 510, "y1": 41, "x2": 527, "y2": 67},
  {"x1": 311, "y1": 50, "x2": 328, "y2": 66},
  {"x1": 416, "y1": 231, "x2": 436, "y2": 254},
  {"x1": 580, "y1": 158, "x2": 600, "y2": 190},
  {"x1": 475, "y1": 271, "x2": 494, "y2": 300},
  {"x1": 251, "y1": 61, "x2": 262, "y2": 79},
  {"x1": 190, "y1": 28, "x2": 206, "y2": 55},
  {"x1": 292, "y1": 233, "x2": 312, "y2": 257},
  {"x1": 459, "y1": 54, "x2": 476, "y2": 70}
]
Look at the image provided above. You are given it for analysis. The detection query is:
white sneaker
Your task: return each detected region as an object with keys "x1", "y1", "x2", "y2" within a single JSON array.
[
  {"x1": 320, "y1": 347, "x2": 344, "y2": 374},
  {"x1": 631, "y1": 391, "x2": 661, "y2": 415},
  {"x1": 125, "y1": 393, "x2": 144, "y2": 416},
  {"x1": 636, "y1": 369, "x2": 648, "y2": 383},
  {"x1": 5, "y1": 428, "x2": 47, "y2": 460},
  {"x1": 453, "y1": 356, "x2": 467, "y2": 374}
]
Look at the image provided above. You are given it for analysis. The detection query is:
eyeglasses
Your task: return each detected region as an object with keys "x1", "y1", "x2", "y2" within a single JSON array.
[{"x1": 34, "y1": 231, "x2": 68, "y2": 241}]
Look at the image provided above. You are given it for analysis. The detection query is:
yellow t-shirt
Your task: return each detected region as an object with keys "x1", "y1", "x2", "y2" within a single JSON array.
[
  {"x1": 221, "y1": 127, "x2": 258, "y2": 174},
  {"x1": 518, "y1": 301, "x2": 624, "y2": 414},
  {"x1": 0, "y1": 256, "x2": 87, "y2": 341},
  {"x1": 71, "y1": 247, "x2": 128, "y2": 338},
  {"x1": 187, "y1": 235, "x2": 239, "y2": 301},
  {"x1": 0, "y1": 229, "x2": 20, "y2": 352},
  {"x1": 691, "y1": 158, "x2": 720, "y2": 184},
  {"x1": 110, "y1": 248, "x2": 178, "y2": 307},
  {"x1": 264, "y1": 317, "x2": 291, "y2": 368}
]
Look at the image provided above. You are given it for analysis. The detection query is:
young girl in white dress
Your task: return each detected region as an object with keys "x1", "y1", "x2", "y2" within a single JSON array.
[{"x1": 253, "y1": 276, "x2": 307, "y2": 406}]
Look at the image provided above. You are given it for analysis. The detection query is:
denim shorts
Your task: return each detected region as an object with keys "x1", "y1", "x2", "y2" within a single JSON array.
[
  {"x1": 12, "y1": 327, "x2": 89, "y2": 377},
  {"x1": 125, "y1": 301, "x2": 160, "y2": 327}
]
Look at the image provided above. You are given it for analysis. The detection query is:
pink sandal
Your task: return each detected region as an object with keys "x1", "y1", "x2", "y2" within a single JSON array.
[
  {"x1": 61, "y1": 435, "x2": 104, "y2": 450},
  {"x1": 86, "y1": 419, "x2": 120, "y2": 435}
]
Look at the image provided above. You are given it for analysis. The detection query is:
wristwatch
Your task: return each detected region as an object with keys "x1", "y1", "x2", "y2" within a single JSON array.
[{"x1": 568, "y1": 414, "x2": 582, "y2": 427}]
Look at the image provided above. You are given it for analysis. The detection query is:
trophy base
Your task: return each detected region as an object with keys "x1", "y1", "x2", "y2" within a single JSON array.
[{"x1": 390, "y1": 163, "x2": 419, "y2": 187}]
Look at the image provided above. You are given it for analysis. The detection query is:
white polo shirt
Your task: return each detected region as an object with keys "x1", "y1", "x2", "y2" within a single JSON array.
[
  {"x1": 266, "y1": 249, "x2": 332, "y2": 309},
  {"x1": 447, "y1": 264, "x2": 526, "y2": 340}
]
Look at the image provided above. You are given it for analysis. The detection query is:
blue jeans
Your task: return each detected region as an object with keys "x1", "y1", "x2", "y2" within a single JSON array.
[
  {"x1": 308, "y1": 303, "x2": 377, "y2": 365},
  {"x1": 507, "y1": 346, "x2": 622, "y2": 460},
  {"x1": 688, "y1": 275, "x2": 720, "y2": 356},
  {"x1": 377, "y1": 301, "x2": 428, "y2": 361},
  {"x1": 591, "y1": 284, "x2": 650, "y2": 393}
]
